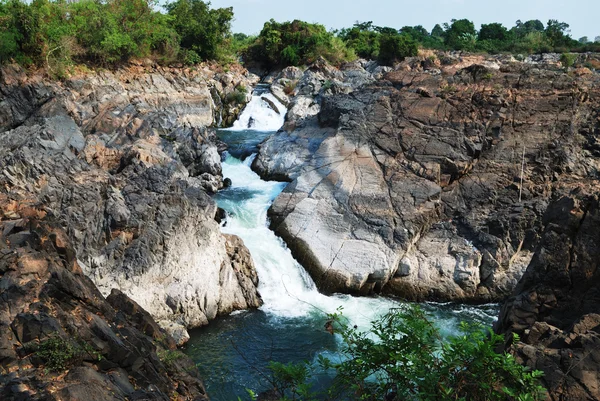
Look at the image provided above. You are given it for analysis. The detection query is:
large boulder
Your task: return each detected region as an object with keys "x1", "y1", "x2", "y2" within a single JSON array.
[
  {"x1": 0, "y1": 197, "x2": 208, "y2": 400},
  {"x1": 255, "y1": 59, "x2": 600, "y2": 301}
]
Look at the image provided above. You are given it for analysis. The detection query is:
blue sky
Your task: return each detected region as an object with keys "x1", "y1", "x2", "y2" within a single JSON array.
[{"x1": 207, "y1": 0, "x2": 598, "y2": 40}]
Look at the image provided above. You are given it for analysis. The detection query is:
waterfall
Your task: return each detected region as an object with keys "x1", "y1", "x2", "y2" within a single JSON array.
[
  {"x1": 185, "y1": 89, "x2": 499, "y2": 400},
  {"x1": 229, "y1": 92, "x2": 286, "y2": 132},
  {"x1": 218, "y1": 92, "x2": 401, "y2": 328}
]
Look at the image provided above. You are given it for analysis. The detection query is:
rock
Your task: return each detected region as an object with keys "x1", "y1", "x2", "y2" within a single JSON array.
[
  {"x1": 496, "y1": 194, "x2": 600, "y2": 400},
  {"x1": 255, "y1": 56, "x2": 600, "y2": 302},
  {"x1": 278, "y1": 66, "x2": 304, "y2": 81},
  {"x1": 0, "y1": 198, "x2": 208, "y2": 400},
  {"x1": 0, "y1": 63, "x2": 262, "y2": 344},
  {"x1": 269, "y1": 83, "x2": 291, "y2": 106},
  {"x1": 261, "y1": 96, "x2": 281, "y2": 114}
]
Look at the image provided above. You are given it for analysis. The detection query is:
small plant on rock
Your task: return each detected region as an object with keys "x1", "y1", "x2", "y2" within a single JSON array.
[
  {"x1": 34, "y1": 336, "x2": 101, "y2": 373},
  {"x1": 560, "y1": 53, "x2": 577, "y2": 70},
  {"x1": 283, "y1": 80, "x2": 297, "y2": 96},
  {"x1": 226, "y1": 85, "x2": 248, "y2": 105}
]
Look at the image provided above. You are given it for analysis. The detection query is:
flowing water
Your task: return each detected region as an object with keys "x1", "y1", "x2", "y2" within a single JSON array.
[{"x1": 184, "y1": 88, "x2": 499, "y2": 400}]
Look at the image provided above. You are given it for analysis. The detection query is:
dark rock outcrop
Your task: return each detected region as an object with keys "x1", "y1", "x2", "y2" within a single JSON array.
[
  {"x1": 0, "y1": 196, "x2": 208, "y2": 400},
  {"x1": 0, "y1": 63, "x2": 262, "y2": 343},
  {"x1": 496, "y1": 193, "x2": 600, "y2": 400},
  {"x1": 255, "y1": 55, "x2": 600, "y2": 301}
]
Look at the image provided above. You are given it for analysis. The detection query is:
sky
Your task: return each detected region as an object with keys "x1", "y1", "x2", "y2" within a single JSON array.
[{"x1": 207, "y1": 0, "x2": 599, "y2": 41}]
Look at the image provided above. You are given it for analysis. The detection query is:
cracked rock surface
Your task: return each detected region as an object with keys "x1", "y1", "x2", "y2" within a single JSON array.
[
  {"x1": 0, "y1": 196, "x2": 209, "y2": 400},
  {"x1": 0, "y1": 63, "x2": 262, "y2": 343},
  {"x1": 255, "y1": 55, "x2": 600, "y2": 301}
]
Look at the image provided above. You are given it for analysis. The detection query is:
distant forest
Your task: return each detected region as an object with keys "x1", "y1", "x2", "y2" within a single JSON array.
[{"x1": 1, "y1": 0, "x2": 599, "y2": 74}]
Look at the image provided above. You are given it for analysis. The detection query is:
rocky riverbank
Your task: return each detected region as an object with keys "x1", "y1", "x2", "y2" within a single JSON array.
[
  {"x1": 0, "y1": 195, "x2": 209, "y2": 400},
  {"x1": 254, "y1": 53, "x2": 600, "y2": 302},
  {"x1": 0, "y1": 62, "x2": 262, "y2": 345}
]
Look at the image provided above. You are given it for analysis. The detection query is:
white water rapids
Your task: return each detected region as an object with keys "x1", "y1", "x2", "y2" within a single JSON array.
[
  {"x1": 217, "y1": 91, "x2": 497, "y2": 331},
  {"x1": 185, "y1": 90, "x2": 498, "y2": 400},
  {"x1": 219, "y1": 93, "x2": 402, "y2": 330}
]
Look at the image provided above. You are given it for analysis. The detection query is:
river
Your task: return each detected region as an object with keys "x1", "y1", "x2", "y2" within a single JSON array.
[{"x1": 183, "y1": 88, "x2": 499, "y2": 400}]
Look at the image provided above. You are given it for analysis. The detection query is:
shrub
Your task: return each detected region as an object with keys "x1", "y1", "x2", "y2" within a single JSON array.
[
  {"x1": 166, "y1": 0, "x2": 234, "y2": 62},
  {"x1": 226, "y1": 85, "x2": 247, "y2": 105},
  {"x1": 33, "y1": 336, "x2": 102, "y2": 373},
  {"x1": 560, "y1": 53, "x2": 577, "y2": 69},
  {"x1": 283, "y1": 80, "x2": 297, "y2": 95},
  {"x1": 158, "y1": 349, "x2": 186, "y2": 369},
  {"x1": 244, "y1": 19, "x2": 355, "y2": 68},
  {"x1": 328, "y1": 306, "x2": 545, "y2": 401},
  {"x1": 377, "y1": 32, "x2": 418, "y2": 66},
  {"x1": 252, "y1": 306, "x2": 545, "y2": 401}
]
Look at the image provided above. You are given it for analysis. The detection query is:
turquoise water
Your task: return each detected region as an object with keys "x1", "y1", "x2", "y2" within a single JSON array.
[{"x1": 183, "y1": 94, "x2": 499, "y2": 400}]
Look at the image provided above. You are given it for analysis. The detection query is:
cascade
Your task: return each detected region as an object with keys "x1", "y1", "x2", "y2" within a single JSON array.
[{"x1": 184, "y1": 88, "x2": 499, "y2": 400}]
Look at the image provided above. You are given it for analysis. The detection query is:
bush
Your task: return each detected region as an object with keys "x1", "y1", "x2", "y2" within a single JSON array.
[
  {"x1": 253, "y1": 305, "x2": 545, "y2": 401},
  {"x1": 0, "y1": 0, "x2": 182, "y2": 68},
  {"x1": 283, "y1": 80, "x2": 297, "y2": 95},
  {"x1": 378, "y1": 33, "x2": 418, "y2": 66},
  {"x1": 560, "y1": 53, "x2": 577, "y2": 69},
  {"x1": 226, "y1": 85, "x2": 247, "y2": 105},
  {"x1": 33, "y1": 336, "x2": 102, "y2": 373},
  {"x1": 244, "y1": 19, "x2": 355, "y2": 68},
  {"x1": 166, "y1": 0, "x2": 234, "y2": 62}
]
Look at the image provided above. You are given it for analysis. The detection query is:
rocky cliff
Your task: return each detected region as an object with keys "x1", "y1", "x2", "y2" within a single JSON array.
[
  {"x1": 254, "y1": 54, "x2": 600, "y2": 302},
  {"x1": 0, "y1": 196, "x2": 209, "y2": 400},
  {"x1": 0, "y1": 62, "x2": 262, "y2": 344},
  {"x1": 496, "y1": 192, "x2": 600, "y2": 401}
]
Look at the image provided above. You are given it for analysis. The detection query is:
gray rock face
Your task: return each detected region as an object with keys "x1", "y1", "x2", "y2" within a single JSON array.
[
  {"x1": 0, "y1": 200, "x2": 209, "y2": 400},
  {"x1": 255, "y1": 58, "x2": 600, "y2": 301},
  {"x1": 496, "y1": 194, "x2": 600, "y2": 401},
  {"x1": 0, "y1": 63, "x2": 262, "y2": 343}
]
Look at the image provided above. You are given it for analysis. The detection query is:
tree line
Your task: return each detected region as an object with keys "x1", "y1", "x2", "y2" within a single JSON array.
[{"x1": 1, "y1": 0, "x2": 598, "y2": 74}]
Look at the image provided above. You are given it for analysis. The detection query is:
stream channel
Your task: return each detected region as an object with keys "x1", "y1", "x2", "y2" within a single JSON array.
[{"x1": 183, "y1": 86, "x2": 499, "y2": 400}]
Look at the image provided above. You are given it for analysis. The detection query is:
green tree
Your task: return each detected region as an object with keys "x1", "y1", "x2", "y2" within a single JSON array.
[
  {"x1": 338, "y1": 21, "x2": 380, "y2": 59},
  {"x1": 512, "y1": 19, "x2": 544, "y2": 38},
  {"x1": 431, "y1": 23, "x2": 444, "y2": 39},
  {"x1": 245, "y1": 19, "x2": 354, "y2": 67},
  {"x1": 443, "y1": 18, "x2": 476, "y2": 50},
  {"x1": 166, "y1": 0, "x2": 233, "y2": 61},
  {"x1": 479, "y1": 22, "x2": 509, "y2": 41},
  {"x1": 378, "y1": 32, "x2": 418, "y2": 65},
  {"x1": 545, "y1": 19, "x2": 572, "y2": 48},
  {"x1": 478, "y1": 23, "x2": 513, "y2": 53}
]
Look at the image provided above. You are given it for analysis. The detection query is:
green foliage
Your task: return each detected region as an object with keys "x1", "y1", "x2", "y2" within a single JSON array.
[
  {"x1": 166, "y1": 0, "x2": 234, "y2": 62},
  {"x1": 444, "y1": 19, "x2": 477, "y2": 50},
  {"x1": 378, "y1": 32, "x2": 418, "y2": 65},
  {"x1": 545, "y1": 19, "x2": 573, "y2": 48},
  {"x1": 225, "y1": 84, "x2": 248, "y2": 105},
  {"x1": 560, "y1": 53, "x2": 577, "y2": 69},
  {"x1": 283, "y1": 80, "x2": 297, "y2": 95},
  {"x1": 34, "y1": 336, "x2": 102, "y2": 373},
  {"x1": 244, "y1": 19, "x2": 355, "y2": 68},
  {"x1": 249, "y1": 306, "x2": 545, "y2": 401},
  {"x1": 0, "y1": 1, "x2": 594, "y2": 71},
  {"x1": 338, "y1": 22, "x2": 380, "y2": 59},
  {"x1": 268, "y1": 361, "x2": 314, "y2": 400},
  {"x1": 158, "y1": 349, "x2": 186, "y2": 369},
  {"x1": 0, "y1": 0, "x2": 182, "y2": 68}
]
